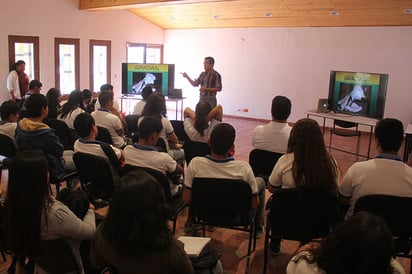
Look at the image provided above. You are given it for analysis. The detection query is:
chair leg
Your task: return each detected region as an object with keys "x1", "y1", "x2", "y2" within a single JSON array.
[
  {"x1": 356, "y1": 135, "x2": 361, "y2": 160},
  {"x1": 328, "y1": 130, "x2": 333, "y2": 153},
  {"x1": 263, "y1": 213, "x2": 271, "y2": 274}
]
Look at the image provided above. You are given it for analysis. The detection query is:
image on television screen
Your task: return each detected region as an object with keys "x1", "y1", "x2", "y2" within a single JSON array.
[
  {"x1": 131, "y1": 72, "x2": 163, "y2": 94},
  {"x1": 337, "y1": 83, "x2": 371, "y2": 116}
]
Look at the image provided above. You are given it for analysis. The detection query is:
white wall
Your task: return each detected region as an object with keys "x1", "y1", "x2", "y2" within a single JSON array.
[
  {"x1": 165, "y1": 27, "x2": 412, "y2": 127},
  {"x1": 0, "y1": 0, "x2": 164, "y2": 102}
]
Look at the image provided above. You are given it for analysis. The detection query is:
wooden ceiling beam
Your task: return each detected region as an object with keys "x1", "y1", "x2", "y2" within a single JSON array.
[{"x1": 79, "y1": 0, "x2": 234, "y2": 10}]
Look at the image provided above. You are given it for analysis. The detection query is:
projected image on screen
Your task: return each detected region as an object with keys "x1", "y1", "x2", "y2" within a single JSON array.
[
  {"x1": 337, "y1": 83, "x2": 371, "y2": 115},
  {"x1": 131, "y1": 72, "x2": 163, "y2": 94}
]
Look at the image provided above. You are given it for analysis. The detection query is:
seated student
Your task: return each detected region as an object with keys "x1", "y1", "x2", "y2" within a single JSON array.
[
  {"x1": 132, "y1": 85, "x2": 153, "y2": 116},
  {"x1": 0, "y1": 100, "x2": 19, "y2": 140},
  {"x1": 139, "y1": 92, "x2": 184, "y2": 162},
  {"x1": 94, "y1": 84, "x2": 120, "y2": 112},
  {"x1": 5, "y1": 150, "x2": 95, "y2": 273},
  {"x1": 183, "y1": 123, "x2": 266, "y2": 236},
  {"x1": 287, "y1": 211, "x2": 405, "y2": 274},
  {"x1": 91, "y1": 170, "x2": 222, "y2": 274},
  {"x1": 82, "y1": 89, "x2": 95, "y2": 113},
  {"x1": 58, "y1": 90, "x2": 85, "y2": 129},
  {"x1": 15, "y1": 93, "x2": 76, "y2": 179},
  {"x1": 73, "y1": 112, "x2": 123, "y2": 163},
  {"x1": 183, "y1": 102, "x2": 223, "y2": 143},
  {"x1": 339, "y1": 118, "x2": 412, "y2": 219},
  {"x1": 46, "y1": 87, "x2": 63, "y2": 119},
  {"x1": 123, "y1": 116, "x2": 183, "y2": 198},
  {"x1": 267, "y1": 118, "x2": 339, "y2": 253},
  {"x1": 92, "y1": 90, "x2": 127, "y2": 149},
  {"x1": 19, "y1": 79, "x2": 43, "y2": 118},
  {"x1": 252, "y1": 95, "x2": 292, "y2": 153}
]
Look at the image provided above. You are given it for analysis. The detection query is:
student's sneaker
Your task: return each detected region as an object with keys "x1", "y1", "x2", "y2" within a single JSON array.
[
  {"x1": 269, "y1": 241, "x2": 280, "y2": 255},
  {"x1": 255, "y1": 226, "x2": 264, "y2": 239}
]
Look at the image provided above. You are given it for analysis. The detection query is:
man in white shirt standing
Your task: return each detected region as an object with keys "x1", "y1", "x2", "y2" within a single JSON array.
[{"x1": 252, "y1": 95, "x2": 292, "y2": 153}]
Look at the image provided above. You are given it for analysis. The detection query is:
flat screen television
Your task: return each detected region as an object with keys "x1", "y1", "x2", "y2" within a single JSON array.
[
  {"x1": 122, "y1": 63, "x2": 175, "y2": 96},
  {"x1": 328, "y1": 70, "x2": 389, "y2": 119}
]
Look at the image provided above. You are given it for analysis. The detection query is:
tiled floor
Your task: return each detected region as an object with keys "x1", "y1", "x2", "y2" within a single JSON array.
[{"x1": 0, "y1": 116, "x2": 410, "y2": 274}]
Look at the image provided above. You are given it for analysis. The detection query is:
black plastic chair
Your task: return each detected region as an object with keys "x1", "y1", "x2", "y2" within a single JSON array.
[
  {"x1": 354, "y1": 194, "x2": 412, "y2": 273},
  {"x1": 0, "y1": 133, "x2": 18, "y2": 158},
  {"x1": 191, "y1": 177, "x2": 257, "y2": 273},
  {"x1": 121, "y1": 164, "x2": 187, "y2": 235},
  {"x1": 248, "y1": 149, "x2": 283, "y2": 182},
  {"x1": 73, "y1": 152, "x2": 117, "y2": 205},
  {"x1": 263, "y1": 188, "x2": 339, "y2": 274},
  {"x1": 329, "y1": 119, "x2": 361, "y2": 159},
  {"x1": 34, "y1": 238, "x2": 81, "y2": 274},
  {"x1": 96, "y1": 126, "x2": 113, "y2": 145},
  {"x1": 43, "y1": 119, "x2": 77, "y2": 150},
  {"x1": 125, "y1": 114, "x2": 139, "y2": 138},
  {"x1": 170, "y1": 120, "x2": 190, "y2": 143},
  {"x1": 182, "y1": 141, "x2": 211, "y2": 166}
]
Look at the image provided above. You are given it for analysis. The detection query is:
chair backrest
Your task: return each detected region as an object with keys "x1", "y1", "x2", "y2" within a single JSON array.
[
  {"x1": 125, "y1": 114, "x2": 139, "y2": 134},
  {"x1": 191, "y1": 177, "x2": 254, "y2": 226},
  {"x1": 170, "y1": 120, "x2": 190, "y2": 142},
  {"x1": 73, "y1": 152, "x2": 115, "y2": 201},
  {"x1": 0, "y1": 133, "x2": 18, "y2": 158},
  {"x1": 334, "y1": 119, "x2": 358, "y2": 129},
  {"x1": 121, "y1": 164, "x2": 172, "y2": 199},
  {"x1": 269, "y1": 188, "x2": 338, "y2": 240},
  {"x1": 96, "y1": 126, "x2": 113, "y2": 145},
  {"x1": 155, "y1": 137, "x2": 168, "y2": 153},
  {"x1": 34, "y1": 238, "x2": 81, "y2": 274},
  {"x1": 354, "y1": 194, "x2": 412, "y2": 237},
  {"x1": 248, "y1": 149, "x2": 283, "y2": 179},
  {"x1": 43, "y1": 119, "x2": 77, "y2": 150},
  {"x1": 182, "y1": 141, "x2": 211, "y2": 165}
]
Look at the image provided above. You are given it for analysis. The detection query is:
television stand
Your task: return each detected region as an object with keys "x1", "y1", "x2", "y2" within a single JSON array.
[{"x1": 306, "y1": 110, "x2": 379, "y2": 159}]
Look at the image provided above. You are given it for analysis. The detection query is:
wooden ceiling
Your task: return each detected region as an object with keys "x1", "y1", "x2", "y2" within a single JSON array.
[{"x1": 79, "y1": 0, "x2": 412, "y2": 30}]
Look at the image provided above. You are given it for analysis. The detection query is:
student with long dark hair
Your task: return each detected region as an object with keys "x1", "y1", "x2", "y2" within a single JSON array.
[
  {"x1": 91, "y1": 171, "x2": 195, "y2": 273},
  {"x1": 183, "y1": 102, "x2": 223, "y2": 143},
  {"x1": 46, "y1": 88, "x2": 62, "y2": 119},
  {"x1": 5, "y1": 150, "x2": 95, "y2": 273},
  {"x1": 268, "y1": 118, "x2": 340, "y2": 253},
  {"x1": 287, "y1": 211, "x2": 405, "y2": 274},
  {"x1": 58, "y1": 90, "x2": 85, "y2": 129}
]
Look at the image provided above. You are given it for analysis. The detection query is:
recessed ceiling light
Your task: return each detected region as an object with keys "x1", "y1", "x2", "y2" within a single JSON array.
[
  {"x1": 213, "y1": 15, "x2": 221, "y2": 19},
  {"x1": 330, "y1": 10, "x2": 340, "y2": 16},
  {"x1": 264, "y1": 13, "x2": 273, "y2": 17},
  {"x1": 404, "y1": 9, "x2": 412, "y2": 14}
]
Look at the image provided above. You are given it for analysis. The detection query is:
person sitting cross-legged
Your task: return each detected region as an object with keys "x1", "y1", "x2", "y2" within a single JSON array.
[
  {"x1": 182, "y1": 122, "x2": 266, "y2": 236},
  {"x1": 123, "y1": 116, "x2": 184, "y2": 198}
]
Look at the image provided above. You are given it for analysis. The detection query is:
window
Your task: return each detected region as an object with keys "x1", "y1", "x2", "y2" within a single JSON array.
[
  {"x1": 126, "y1": 43, "x2": 163, "y2": 63},
  {"x1": 8, "y1": 35, "x2": 40, "y2": 80},
  {"x1": 55, "y1": 38, "x2": 80, "y2": 94},
  {"x1": 90, "y1": 40, "x2": 111, "y2": 92}
]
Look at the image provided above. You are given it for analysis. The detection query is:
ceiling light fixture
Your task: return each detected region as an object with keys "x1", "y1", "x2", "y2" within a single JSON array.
[
  {"x1": 264, "y1": 13, "x2": 273, "y2": 17},
  {"x1": 404, "y1": 9, "x2": 412, "y2": 14},
  {"x1": 330, "y1": 10, "x2": 340, "y2": 16}
]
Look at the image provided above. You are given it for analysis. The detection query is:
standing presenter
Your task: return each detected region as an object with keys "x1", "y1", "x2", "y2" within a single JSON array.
[{"x1": 182, "y1": 56, "x2": 222, "y2": 108}]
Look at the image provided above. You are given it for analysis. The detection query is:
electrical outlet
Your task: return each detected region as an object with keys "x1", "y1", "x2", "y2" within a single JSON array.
[{"x1": 236, "y1": 108, "x2": 249, "y2": 112}]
